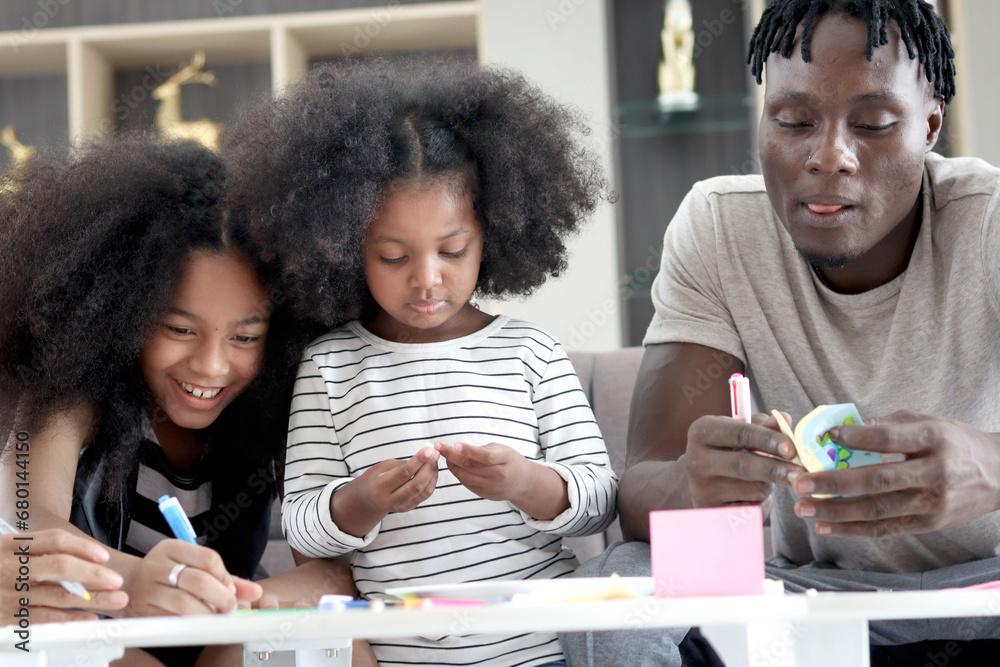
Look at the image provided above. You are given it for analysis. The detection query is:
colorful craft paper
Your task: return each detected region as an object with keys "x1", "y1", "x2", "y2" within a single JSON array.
[{"x1": 650, "y1": 506, "x2": 765, "y2": 597}]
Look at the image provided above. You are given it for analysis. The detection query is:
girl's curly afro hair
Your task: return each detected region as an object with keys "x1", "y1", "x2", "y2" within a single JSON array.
[
  {"x1": 224, "y1": 58, "x2": 611, "y2": 328},
  {"x1": 0, "y1": 132, "x2": 322, "y2": 496}
]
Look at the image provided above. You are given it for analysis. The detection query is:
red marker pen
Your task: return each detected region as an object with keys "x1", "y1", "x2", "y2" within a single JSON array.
[{"x1": 729, "y1": 373, "x2": 751, "y2": 423}]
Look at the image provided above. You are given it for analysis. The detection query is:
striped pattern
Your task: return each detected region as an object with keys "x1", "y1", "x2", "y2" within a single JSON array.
[
  {"x1": 282, "y1": 316, "x2": 617, "y2": 666},
  {"x1": 122, "y1": 439, "x2": 213, "y2": 557}
]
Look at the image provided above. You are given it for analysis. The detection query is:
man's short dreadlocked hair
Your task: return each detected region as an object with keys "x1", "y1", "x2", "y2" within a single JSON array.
[{"x1": 748, "y1": 0, "x2": 955, "y2": 109}]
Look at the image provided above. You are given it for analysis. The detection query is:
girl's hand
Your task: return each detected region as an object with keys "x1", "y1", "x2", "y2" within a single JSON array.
[
  {"x1": 331, "y1": 445, "x2": 440, "y2": 538},
  {"x1": 439, "y1": 442, "x2": 570, "y2": 521},
  {"x1": 355, "y1": 445, "x2": 440, "y2": 515},
  {"x1": 437, "y1": 442, "x2": 530, "y2": 503},
  {"x1": 0, "y1": 529, "x2": 128, "y2": 623},
  {"x1": 123, "y1": 539, "x2": 262, "y2": 617}
]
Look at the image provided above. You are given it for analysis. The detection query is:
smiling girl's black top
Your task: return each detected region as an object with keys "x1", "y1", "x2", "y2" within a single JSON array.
[{"x1": 70, "y1": 433, "x2": 274, "y2": 580}]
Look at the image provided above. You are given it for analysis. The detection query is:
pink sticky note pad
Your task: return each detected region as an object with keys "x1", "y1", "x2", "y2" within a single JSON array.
[{"x1": 650, "y1": 506, "x2": 765, "y2": 597}]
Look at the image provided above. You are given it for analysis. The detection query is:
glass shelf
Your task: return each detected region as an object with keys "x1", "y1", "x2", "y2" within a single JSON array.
[
  {"x1": 622, "y1": 268, "x2": 659, "y2": 301},
  {"x1": 617, "y1": 93, "x2": 754, "y2": 138}
]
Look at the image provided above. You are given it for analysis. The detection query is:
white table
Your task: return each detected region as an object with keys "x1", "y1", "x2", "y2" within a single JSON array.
[{"x1": 2, "y1": 588, "x2": 1000, "y2": 667}]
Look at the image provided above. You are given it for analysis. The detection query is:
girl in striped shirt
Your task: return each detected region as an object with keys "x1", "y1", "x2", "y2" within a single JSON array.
[{"x1": 226, "y1": 59, "x2": 619, "y2": 666}]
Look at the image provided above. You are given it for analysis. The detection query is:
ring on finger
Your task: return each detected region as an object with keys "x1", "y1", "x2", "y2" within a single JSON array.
[{"x1": 168, "y1": 563, "x2": 188, "y2": 588}]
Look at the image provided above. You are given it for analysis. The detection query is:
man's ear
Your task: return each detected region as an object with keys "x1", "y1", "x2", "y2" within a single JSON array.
[{"x1": 925, "y1": 98, "x2": 945, "y2": 152}]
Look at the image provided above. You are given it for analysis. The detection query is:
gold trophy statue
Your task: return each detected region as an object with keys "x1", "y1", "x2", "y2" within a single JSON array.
[
  {"x1": 152, "y1": 52, "x2": 223, "y2": 151},
  {"x1": 658, "y1": 0, "x2": 698, "y2": 111},
  {"x1": 0, "y1": 125, "x2": 36, "y2": 194}
]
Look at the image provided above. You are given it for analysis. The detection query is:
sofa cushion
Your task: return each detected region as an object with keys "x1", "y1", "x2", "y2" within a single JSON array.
[
  {"x1": 564, "y1": 347, "x2": 643, "y2": 561},
  {"x1": 586, "y1": 347, "x2": 643, "y2": 479}
]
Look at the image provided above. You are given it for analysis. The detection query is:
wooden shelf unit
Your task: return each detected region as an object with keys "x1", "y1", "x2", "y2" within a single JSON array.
[{"x1": 0, "y1": 2, "x2": 480, "y2": 141}]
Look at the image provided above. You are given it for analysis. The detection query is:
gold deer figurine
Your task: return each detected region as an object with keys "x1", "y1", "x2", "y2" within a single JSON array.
[
  {"x1": 152, "y1": 52, "x2": 223, "y2": 151},
  {"x1": 1, "y1": 125, "x2": 36, "y2": 169},
  {"x1": 0, "y1": 125, "x2": 36, "y2": 194}
]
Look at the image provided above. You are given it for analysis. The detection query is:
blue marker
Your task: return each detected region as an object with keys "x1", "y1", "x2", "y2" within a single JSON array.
[
  {"x1": 157, "y1": 495, "x2": 198, "y2": 544},
  {"x1": 317, "y1": 594, "x2": 353, "y2": 613},
  {"x1": 317, "y1": 594, "x2": 386, "y2": 612}
]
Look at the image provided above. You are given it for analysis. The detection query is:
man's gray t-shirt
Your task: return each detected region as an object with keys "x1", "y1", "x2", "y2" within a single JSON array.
[{"x1": 644, "y1": 152, "x2": 1000, "y2": 573}]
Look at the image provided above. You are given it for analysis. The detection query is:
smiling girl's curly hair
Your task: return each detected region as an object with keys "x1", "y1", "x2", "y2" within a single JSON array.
[
  {"x1": 0, "y1": 132, "x2": 321, "y2": 497},
  {"x1": 224, "y1": 58, "x2": 611, "y2": 328}
]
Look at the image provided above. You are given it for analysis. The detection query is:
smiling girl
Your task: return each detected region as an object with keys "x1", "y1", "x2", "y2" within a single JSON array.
[{"x1": 0, "y1": 134, "x2": 326, "y2": 666}]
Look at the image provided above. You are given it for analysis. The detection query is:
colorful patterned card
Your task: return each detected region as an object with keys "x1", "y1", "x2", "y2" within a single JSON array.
[{"x1": 772, "y1": 403, "x2": 882, "y2": 473}]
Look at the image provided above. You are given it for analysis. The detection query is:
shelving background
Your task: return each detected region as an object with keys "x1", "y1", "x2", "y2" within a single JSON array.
[
  {"x1": 0, "y1": 0, "x2": 624, "y2": 352},
  {"x1": 0, "y1": 1, "x2": 478, "y2": 160},
  {"x1": 612, "y1": 0, "x2": 758, "y2": 345},
  {"x1": 0, "y1": 0, "x2": 759, "y2": 350},
  {"x1": 0, "y1": 1, "x2": 982, "y2": 351}
]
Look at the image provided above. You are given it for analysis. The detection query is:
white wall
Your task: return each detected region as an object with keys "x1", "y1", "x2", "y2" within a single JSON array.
[
  {"x1": 948, "y1": 0, "x2": 1000, "y2": 164},
  {"x1": 479, "y1": 0, "x2": 623, "y2": 351}
]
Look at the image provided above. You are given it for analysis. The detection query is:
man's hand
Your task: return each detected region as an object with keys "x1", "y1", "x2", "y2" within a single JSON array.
[
  {"x1": 685, "y1": 413, "x2": 802, "y2": 509},
  {"x1": 790, "y1": 411, "x2": 1000, "y2": 537}
]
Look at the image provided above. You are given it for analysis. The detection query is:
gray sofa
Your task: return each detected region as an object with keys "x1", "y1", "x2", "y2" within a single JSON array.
[{"x1": 258, "y1": 346, "x2": 645, "y2": 577}]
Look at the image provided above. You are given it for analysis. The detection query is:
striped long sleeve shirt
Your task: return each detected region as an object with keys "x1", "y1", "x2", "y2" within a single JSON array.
[{"x1": 282, "y1": 316, "x2": 618, "y2": 666}]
